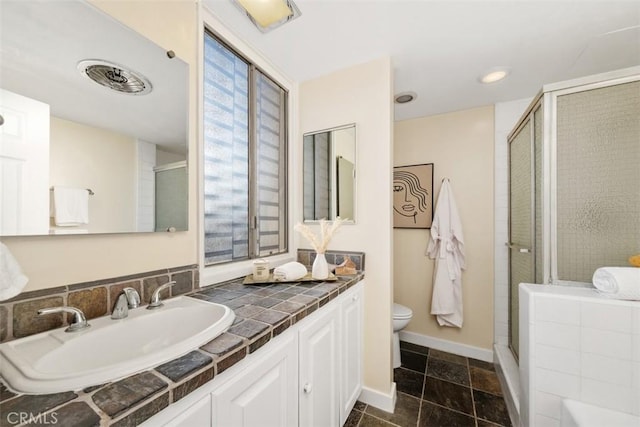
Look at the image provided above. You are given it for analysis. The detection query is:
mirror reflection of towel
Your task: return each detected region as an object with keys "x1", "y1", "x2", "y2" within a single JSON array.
[
  {"x1": 52, "y1": 186, "x2": 89, "y2": 226},
  {"x1": 0, "y1": 243, "x2": 28, "y2": 301}
]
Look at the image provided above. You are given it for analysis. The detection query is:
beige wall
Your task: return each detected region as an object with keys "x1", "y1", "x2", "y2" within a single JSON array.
[
  {"x1": 299, "y1": 58, "x2": 395, "y2": 397},
  {"x1": 50, "y1": 117, "x2": 137, "y2": 233},
  {"x1": 394, "y1": 105, "x2": 495, "y2": 350},
  {"x1": 1, "y1": 0, "x2": 198, "y2": 291}
]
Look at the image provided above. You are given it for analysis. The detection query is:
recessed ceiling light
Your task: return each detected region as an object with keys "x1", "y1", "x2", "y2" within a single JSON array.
[
  {"x1": 479, "y1": 68, "x2": 510, "y2": 84},
  {"x1": 394, "y1": 92, "x2": 417, "y2": 104}
]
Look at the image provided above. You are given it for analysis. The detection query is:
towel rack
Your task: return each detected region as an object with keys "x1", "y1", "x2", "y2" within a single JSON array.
[{"x1": 50, "y1": 187, "x2": 95, "y2": 196}]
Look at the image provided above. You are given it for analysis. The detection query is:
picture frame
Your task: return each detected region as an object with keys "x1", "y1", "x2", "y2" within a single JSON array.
[{"x1": 393, "y1": 163, "x2": 434, "y2": 229}]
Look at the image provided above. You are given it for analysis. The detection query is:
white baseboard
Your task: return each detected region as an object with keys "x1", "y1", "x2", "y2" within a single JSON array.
[
  {"x1": 399, "y1": 330, "x2": 494, "y2": 362},
  {"x1": 358, "y1": 382, "x2": 397, "y2": 413}
]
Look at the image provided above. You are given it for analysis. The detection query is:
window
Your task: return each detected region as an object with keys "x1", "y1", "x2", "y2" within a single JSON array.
[{"x1": 203, "y1": 30, "x2": 288, "y2": 266}]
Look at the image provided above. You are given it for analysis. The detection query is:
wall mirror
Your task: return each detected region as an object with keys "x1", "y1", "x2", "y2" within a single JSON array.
[
  {"x1": 0, "y1": 0, "x2": 188, "y2": 236},
  {"x1": 303, "y1": 124, "x2": 356, "y2": 222}
]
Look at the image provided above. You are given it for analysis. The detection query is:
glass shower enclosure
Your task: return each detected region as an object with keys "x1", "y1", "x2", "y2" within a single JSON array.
[{"x1": 507, "y1": 70, "x2": 640, "y2": 359}]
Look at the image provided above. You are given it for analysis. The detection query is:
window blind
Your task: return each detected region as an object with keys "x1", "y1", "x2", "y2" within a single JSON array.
[{"x1": 203, "y1": 31, "x2": 287, "y2": 265}]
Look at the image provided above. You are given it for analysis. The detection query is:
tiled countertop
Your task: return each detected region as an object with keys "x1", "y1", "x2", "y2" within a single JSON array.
[{"x1": 0, "y1": 273, "x2": 364, "y2": 427}]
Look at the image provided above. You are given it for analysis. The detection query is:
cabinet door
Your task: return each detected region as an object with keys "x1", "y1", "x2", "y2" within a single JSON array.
[
  {"x1": 340, "y1": 283, "x2": 364, "y2": 425},
  {"x1": 299, "y1": 303, "x2": 339, "y2": 427},
  {"x1": 163, "y1": 394, "x2": 212, "y2": 427},
  {"x1": 212, "y1": 332, "x2": 297, "y2": 427}
]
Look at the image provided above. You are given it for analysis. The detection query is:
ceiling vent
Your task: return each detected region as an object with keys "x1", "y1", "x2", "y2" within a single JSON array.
[
  {"x1": 394, "y1": 92, "x2": 417, "y2": 104},
  {"x1": 77, "y1": 60, "x2": 152, "y2": 95}
]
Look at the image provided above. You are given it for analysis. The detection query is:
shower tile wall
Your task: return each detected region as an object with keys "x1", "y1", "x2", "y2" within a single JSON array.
[{"x1": 519, "y1": 284, "x2": 640, "y2": 427}]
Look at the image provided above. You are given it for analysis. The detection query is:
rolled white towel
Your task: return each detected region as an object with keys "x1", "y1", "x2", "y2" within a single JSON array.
[
  {"x1": 592, "y1": 267, "x2": 640, "y2": 300},
  {"x1": 273, "y1": 262, "x2": 308, "y2": 281}
]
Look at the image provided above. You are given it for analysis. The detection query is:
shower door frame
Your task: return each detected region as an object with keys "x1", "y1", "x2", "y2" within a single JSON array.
[
  {"x1": 506, "y1": 104, "x2": 539, "y2": 361},
  {"x1": 546, "y1": 72, "x2": 640, "y2": 286},
  {"x1": 505, "y1": 68, "x2": 640, "y2": 361}
]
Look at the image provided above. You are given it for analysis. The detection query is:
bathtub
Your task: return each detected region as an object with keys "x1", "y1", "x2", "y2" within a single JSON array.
[{"x1": 562, "y1": 400, "x2": 640, "y2": 427}]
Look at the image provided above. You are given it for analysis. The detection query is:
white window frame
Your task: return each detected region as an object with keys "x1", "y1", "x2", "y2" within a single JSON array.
[{"x1": 198, "y1": 6, "x2": 298, "y2": 286}]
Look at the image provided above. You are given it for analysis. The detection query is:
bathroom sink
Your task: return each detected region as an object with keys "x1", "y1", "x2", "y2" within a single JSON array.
[{"x1": 0, "y1": 296, "x2": 234, "y2": 393}]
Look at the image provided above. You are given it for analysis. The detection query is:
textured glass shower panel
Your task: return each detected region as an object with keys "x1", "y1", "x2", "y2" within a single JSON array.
[
  {"x1": 155, "y1": 166, "x2": 187, "y2": 232},
  {"x1": 509, "y1": 120, "x2": 534, "y2": 359},
  {"x1": 534, "y1": 106, "x2": 543, "y2": 284},
  {"x1": 556, "y1": 81, "x2": 640, "y2": 282}
]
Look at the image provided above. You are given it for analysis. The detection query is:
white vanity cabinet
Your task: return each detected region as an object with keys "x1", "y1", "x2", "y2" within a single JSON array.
[
  {"x1": 298, "y1": 303, "x2": 340, "y2": 426},
  {"x1": 339, "y1": 284, "x2": 364, "y2": 424},
  {"x1": 143, "y1": 280, "x2": 364, "y2": 427},
  {"x1": 212, "y1": 332, "x2": 298, "y2": 427},
  {"x1": 298, "y1": 282, "x2": 364, "y2": 427},
  {"x1": 162, "y1": 395, "x2": 212, "y2": 427}
]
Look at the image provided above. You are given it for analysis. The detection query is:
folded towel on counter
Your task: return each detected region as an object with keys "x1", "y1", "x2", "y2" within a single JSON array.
[
  {"x1": 49, "y1": 228, "x2": 89, "y2": 235},
  {"x1": 0, "y1": 243, "x2": 29, "y2": 301},
  {"x1": 52, "y1": 186, "x2": 89, "y2": 226},
  {"x1": 592, "y1": 267, "x2": 640, "y2": 300},
  {"x1": 273, "y1": 262, "x2": 308, "y2": 281}
]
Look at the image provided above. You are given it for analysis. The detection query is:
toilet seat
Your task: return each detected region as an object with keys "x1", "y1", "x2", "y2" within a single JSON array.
[{"x1": 393, "y1": 303, "x2": 413, "y2": 319}]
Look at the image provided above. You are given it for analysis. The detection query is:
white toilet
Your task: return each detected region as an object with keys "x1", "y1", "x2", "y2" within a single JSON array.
[{"x1": 392, "y1": 303, "x2": 413, "y2": 368}]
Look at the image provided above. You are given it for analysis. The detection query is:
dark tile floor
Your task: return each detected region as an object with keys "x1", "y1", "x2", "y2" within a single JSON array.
[{"x1": 346, "y1": 342, "x2": 512, "y2": 427}]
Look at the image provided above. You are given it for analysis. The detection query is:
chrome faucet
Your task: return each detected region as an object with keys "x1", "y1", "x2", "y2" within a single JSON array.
[
  {"x1": 111, "y1": 287, "x2": 141, "y2": 319},
  {"x1": 38, "y1": 306, "x2": 90, "y2": 332},
  {"x1": 147, "y1": 281, "x2": 176, "y2": 309}
]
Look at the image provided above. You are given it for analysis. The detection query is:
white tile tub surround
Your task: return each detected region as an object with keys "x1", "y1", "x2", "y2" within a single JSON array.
[
  {"x1": 562, "y1": 399, "x2": 640, "y2": 427},
  {"x1": 520, "y1": 283, "x2": 640, "y2": 427}
]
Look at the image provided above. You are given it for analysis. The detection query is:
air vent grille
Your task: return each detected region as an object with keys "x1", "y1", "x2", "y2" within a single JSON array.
[{"x1": 78, "y1": 60, "x2": 152, "y2": 95}]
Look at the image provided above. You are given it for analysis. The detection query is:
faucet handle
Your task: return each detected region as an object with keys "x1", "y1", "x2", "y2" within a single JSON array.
[
  {"x1": 147, "y1": 281, "x2": 176, "y2": 310},
  {"x1": 38, "y1": 306, "x2": 90, "y2": 332}
]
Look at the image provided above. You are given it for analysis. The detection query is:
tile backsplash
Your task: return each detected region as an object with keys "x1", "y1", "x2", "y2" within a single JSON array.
[
  {"x1": 0, "y1": 265, "x2": 199, "y2": 343},
  {"x1": 297, "y1": 249, "x2": 365, "y2": 271},
  {"x1": 0, "y1": 250, "x2": 365, "y2": 345}
]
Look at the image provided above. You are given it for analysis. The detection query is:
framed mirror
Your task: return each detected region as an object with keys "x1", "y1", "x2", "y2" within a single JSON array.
[
  {"x1": 0, "y1": 0, "x2": 188, "y2": 236},
  {"x1": 303, "y1": 124, "x2": 356, "y2": 222}
]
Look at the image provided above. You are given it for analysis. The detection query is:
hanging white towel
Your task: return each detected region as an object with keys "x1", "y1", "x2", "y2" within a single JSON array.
[
  {"x1": 426, "y1": 179, "x2": 466, "y2": 328},
  {"x1": 52, "y1": 186, "x2": 89, "y2": 226},
  {"x1": 0, "y1": 242, "x2": 29, "y2": 301}
]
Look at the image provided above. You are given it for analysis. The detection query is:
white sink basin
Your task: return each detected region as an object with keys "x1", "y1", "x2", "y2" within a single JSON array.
[{"x1": 0, "y1": 296, "x2": 234, "y2": 393}]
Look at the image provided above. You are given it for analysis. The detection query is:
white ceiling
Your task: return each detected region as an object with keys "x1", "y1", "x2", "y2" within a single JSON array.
[
  {"x1": 203, "y1": 0, "x2": 640, "y2": 121},
  {"x1": 1, "y1": 1, "x2": 188, "y2": 153}
]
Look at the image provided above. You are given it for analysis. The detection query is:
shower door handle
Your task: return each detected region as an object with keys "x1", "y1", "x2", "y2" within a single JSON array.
[{"x1": 506, "y1": 242, "x2": 531, "y2": 253}]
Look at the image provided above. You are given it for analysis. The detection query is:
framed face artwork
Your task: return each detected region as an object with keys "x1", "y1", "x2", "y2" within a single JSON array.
[{"x1": 393, "y1": 163, "x2": 434, "y2": 228}]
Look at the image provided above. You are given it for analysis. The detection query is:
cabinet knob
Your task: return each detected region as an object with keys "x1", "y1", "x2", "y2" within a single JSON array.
[
  {"x1": 303, "y1": 383, "x2": 313, "y2": 394},
  {"x1": 352, "y1": 295, "x2": 358, "y2": 302}
]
